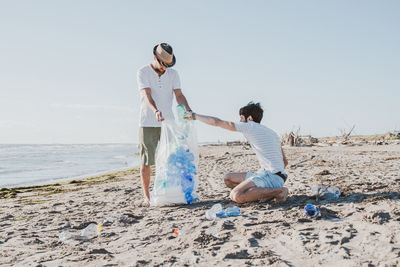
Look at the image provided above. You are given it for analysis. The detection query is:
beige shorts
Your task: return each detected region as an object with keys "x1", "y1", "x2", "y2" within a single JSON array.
[{"x1": 139, "y1": 127, "x2": 161, "y2": 166}]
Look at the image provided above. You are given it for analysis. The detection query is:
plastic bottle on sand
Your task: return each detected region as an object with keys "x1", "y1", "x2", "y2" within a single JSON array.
[
  {"x1": 103, "y1": 215, "x2": 129, "y2": 224},
  {"x1": 59, "y1": 223, "x2": 102, "y2": 243},
  {"x1": 80, "y1": 223, "x2": 102, "y2": 239},
  {"x1": 216, "y1": 206, "x2": 241, "y2": 218},
  {"x1": 311, "y1": 185, "x2": 340, "y2": 200},
  {"x1": 226, "y1": 206, "x2": 241, "y2": 216},
  {"x1": 324, "y1": 186, "x2": 340, "y2": 199},
  {"x1": 205, "y1": 204, "x2": 223, "y2": 220},
  {"x1": 59, "y1": 231, "x2": 79, "y2": 243}
]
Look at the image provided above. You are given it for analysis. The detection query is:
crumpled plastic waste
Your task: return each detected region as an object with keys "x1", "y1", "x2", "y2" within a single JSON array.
[
  {"x1": 304, "y1": 204, "x2": 320, "y2": 218},
  {"x1": 205, "y1": 204, "x2": 223, "y2": 221},
  {"x1": 103, "y1": 215, "x2": 129, "y2": 225},
  {"x1": 167, "y1": 146, "x2": 198, "y2": 204},
  {"x1": 205, "y1": 204, "x2": 241, "y2": 220},
  {"x1": 173, "y1": 228, "x2": 185, "y2": 236},
  {"x1": 59, "y1": 223, "x2": 102, "y2": 243},
  {"x1": 311, "y1": 185, "x2": 340, "y2": 200}
]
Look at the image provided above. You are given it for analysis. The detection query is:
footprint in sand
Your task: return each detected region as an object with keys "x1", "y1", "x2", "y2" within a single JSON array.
[
  {"x1": 251, "y1": 231, "x2": 266, "y2": 239},
  {"x1": 204, "y1": 163, "x2": 221, "y2": 191},
  {"x1": 248, "y1": 237, "x2": 259, "y2": 247},
  {"x1": 222, "y1": 220, "x2": 235, "y2": 230},
  {"x1": 363, "y1": 211, "x2": 391, "y2": 224}
]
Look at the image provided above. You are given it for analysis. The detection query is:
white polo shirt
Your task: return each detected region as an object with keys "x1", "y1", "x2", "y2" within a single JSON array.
[
  {"x1": 234, "y1": 121, "x2": 286, "y2": 174},
  {"x1": 137, "y1": 65, "x2": 181, "y2": 127}
]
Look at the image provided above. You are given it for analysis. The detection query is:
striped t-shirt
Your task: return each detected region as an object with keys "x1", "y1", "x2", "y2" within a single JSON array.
[{"x1": 234, "y1": 121, "x2": 285, "y2": 174}]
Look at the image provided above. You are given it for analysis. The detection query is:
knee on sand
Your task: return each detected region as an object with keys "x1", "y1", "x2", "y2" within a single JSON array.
[
  {"x1": 229, "y1": 187, "x2": 289, "y2": 204},
  {"x1": 223, "y1": 173, "x2": 235, "y2": 188}
]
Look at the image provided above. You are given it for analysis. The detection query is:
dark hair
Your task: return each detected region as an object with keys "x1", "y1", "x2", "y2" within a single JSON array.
[{"x1": 239, "y1": 102, "x2": 263, "y2": 123}]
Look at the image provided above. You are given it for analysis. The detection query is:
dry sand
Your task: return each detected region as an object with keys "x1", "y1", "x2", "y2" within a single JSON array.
[{"x1": 1, "y1": 144, "x2": 400, "y2": 266}]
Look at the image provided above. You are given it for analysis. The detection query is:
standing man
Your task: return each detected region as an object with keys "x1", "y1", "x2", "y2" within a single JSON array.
[{"x1": 137, "y1": 43, "x2": 192, "y2": 206}]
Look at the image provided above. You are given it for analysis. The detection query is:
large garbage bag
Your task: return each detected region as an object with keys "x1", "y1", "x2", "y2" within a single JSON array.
[{"x1": 150, "y1": 105, "x2": 199, "y2": 206}]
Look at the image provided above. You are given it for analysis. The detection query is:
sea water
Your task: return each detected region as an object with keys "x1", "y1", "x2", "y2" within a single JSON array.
[{"x1": 0, "y1": 144, "x2": 139, "y2": 188}]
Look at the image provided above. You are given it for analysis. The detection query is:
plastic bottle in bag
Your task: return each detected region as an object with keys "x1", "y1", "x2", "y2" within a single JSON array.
[
  {"x1": 151, "y1": 107, "x2": 199, "y2": 206},
  {"x1": 176, "y1": 104, "x2": 188, "y2": 122},
  {"x1": 176, "y1": 104, "x2": 192, "y2": 138}
]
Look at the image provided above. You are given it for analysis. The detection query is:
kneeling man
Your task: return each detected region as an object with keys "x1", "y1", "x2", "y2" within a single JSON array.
[{"x1": 192, "y1": 102, "x2": 289, "y2": 203}]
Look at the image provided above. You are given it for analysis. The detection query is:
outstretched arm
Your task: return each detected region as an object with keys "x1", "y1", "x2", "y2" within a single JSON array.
[{"x1": 194, "y1": 113, "x2": 237, "y2": 132}]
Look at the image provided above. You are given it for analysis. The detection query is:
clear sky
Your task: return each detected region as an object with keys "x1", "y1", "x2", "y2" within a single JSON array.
[{"x1": 1, "y1": 0, "x2": 399, "y2": 144}]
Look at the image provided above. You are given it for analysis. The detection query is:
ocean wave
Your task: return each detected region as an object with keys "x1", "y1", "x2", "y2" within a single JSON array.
[{"x1": 0, "y1": 144, "x2": 140, "y2": 187}]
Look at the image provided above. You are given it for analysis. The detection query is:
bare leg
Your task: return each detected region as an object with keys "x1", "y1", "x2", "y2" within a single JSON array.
[
  {"x1": 140, "y1": 165, "x2": 151, "y2": 205},
  {"x1": 224, "y1": 172, "x2": 247, "y2": 189},
  {"x1": 229, "y1": 179, "x2": 289, "y2": 203}
]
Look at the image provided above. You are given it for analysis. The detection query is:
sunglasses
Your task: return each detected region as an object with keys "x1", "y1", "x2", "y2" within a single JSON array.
[{"x1": 156, "y1": 57, "x2": 172, "y2": 68}]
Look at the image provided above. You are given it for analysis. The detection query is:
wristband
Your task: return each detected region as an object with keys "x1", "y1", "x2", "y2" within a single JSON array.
[{"x1": 154, "y1": 109, "x2": 160, "y2": 114}]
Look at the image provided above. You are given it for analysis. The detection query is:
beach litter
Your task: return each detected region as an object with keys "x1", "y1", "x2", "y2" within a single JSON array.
[
  {"x1": 173, "y1": 228, "x2": 185, "y2": 236},
  {"x1": 205, "y1": 204, "x2": 241, "y2": 220},
  {"x1": 304, "y1": 204, "x2": 320, "y2": 218},
  {"x1": 311, "y1": 185, "x2": 340, "y2": 200},
  {"x1": 322, "y1": 217, "x2": 345, "y2": 222},
  {"x1": 205, "y1": 226, "x2": 219, "y2": 238},
  {"x1": 205, "y1": 203, "x2": 223, "y2": 220},
  {"x1": 59, "y1": 223, "x2": 102, "y2": 243},
  {"x1": 103, "y1": 215, "x2": 129, "y2": 225},
  {"x1": 216, "y1": 206, "x2": 241, "y2": 218}
]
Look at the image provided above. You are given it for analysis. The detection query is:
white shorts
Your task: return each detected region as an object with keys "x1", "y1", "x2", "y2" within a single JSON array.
[{"x1": 245, "y1": 171, "x2": 286, "y2": 188}]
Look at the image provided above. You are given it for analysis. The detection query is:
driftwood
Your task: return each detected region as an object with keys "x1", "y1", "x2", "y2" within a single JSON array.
[
  {"x1": 280, "y1": 126, "x2": 400, "y2": 147},
  {"x1": 340, "y1": 125, "x2": 355, "y2": 142},
  {"x1": 281, "y1": 128, "x2": 318, "y2": 147},
  {"x1": 389, "y1": 131, "x2": 400, "y2": 138},
  {"x1": 281, "y1": 130, "x2": 301, "y2": 147}
]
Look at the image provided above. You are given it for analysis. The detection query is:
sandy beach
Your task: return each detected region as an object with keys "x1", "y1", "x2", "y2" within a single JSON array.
[{"x1": 1, "y1": 143, "x2": 400, "y2": 266}]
